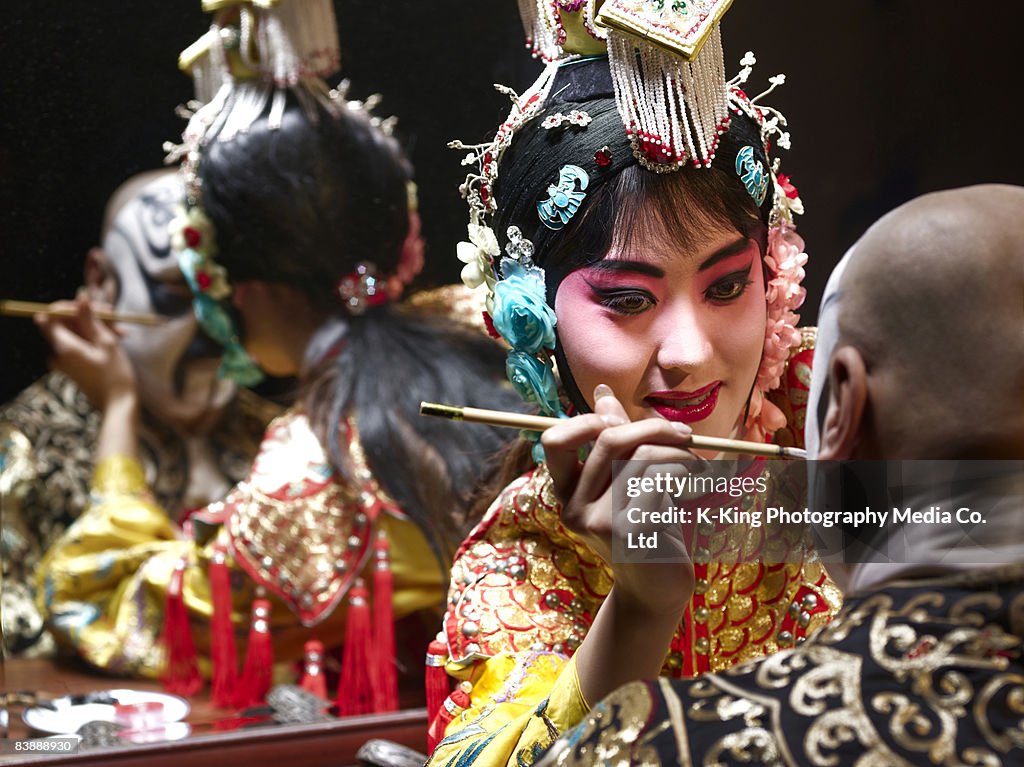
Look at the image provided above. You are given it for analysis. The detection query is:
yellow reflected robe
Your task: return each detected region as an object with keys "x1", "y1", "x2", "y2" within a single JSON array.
[
  {"x1": 428, "y1": 331, "x2": 843, "y2": 767},
  {"x1": 38, "y1": 410, "x2": 444, "y2": 679}
]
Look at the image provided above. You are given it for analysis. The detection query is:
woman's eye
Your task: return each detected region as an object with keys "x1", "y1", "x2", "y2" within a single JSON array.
[
  {"x1": 598, "y1": 290, "x2": 657, "y2": 315},
  {"x1": 705, "y1": 273, "x2": 753, "y2": 302}
]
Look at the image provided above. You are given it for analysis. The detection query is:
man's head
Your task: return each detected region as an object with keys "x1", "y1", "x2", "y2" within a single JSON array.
[
  {"x1": 812, "y1": 184, "x2": 1024, "y2": 461},
  {"x1": 85, "y1": 169, "x2": 235, "y2": 434}
]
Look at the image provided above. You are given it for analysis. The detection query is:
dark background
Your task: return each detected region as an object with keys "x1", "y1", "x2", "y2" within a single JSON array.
[{"x1": 2, "y1": 1, "x2": 1022, "y2": 403}]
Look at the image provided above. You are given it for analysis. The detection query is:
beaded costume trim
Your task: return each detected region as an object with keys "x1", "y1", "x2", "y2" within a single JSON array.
[{"x1": 223, "y1": 411, "x2": 403, "y2": 627}]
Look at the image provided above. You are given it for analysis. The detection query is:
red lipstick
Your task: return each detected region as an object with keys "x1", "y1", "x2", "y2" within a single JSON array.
[{"x1": 645, "y1": 382, "x2": 721, "y2": 424}]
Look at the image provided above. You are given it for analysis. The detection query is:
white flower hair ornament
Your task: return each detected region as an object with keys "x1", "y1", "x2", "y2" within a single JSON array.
[
  {"x1": 450, "y1": 65, "x2": 561, "y2": 302},
  {"x1": 450, "y1": 64, "x2": 571, "y2": 458}
]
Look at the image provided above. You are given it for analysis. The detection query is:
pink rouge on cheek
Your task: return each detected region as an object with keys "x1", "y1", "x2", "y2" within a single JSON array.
[{"x1": 553, "y1": 270, "x2": 613, "y2": 350}]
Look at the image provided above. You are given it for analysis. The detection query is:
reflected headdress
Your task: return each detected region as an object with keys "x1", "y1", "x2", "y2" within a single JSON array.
[
  {"x1": 454, "y1": 0, "x2": 808, "y2": 446},
  {"x1": 165, "y1": 0, "x2": 414, "y2": 386}
]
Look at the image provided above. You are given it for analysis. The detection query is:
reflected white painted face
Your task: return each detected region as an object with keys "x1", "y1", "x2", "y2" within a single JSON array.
[{"x1": 102, "y1": 171, "x2": 235, "y2": 435}]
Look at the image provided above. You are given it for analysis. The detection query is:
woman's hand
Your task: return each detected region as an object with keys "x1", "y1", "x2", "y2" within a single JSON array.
[
  {"x1": 542, "y1": 384, "x2": 699, "y2": 705},
  {"x1": 542, "y1": 383, "x2": 697, "y2": 614},
  {"x1": 35, "y1": 294, "x2": 140, "y2": 461},
  {"x1": 34, "y1": 294, "x2": 137, "y2": 412}
]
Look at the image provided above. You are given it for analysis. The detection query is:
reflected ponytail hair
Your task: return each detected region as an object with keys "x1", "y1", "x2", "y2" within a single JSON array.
[{"x1": 201, "y1": 90, "x2": 524, "y2": 564}]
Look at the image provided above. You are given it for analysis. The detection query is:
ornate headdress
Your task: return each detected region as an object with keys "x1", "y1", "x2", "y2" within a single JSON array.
[
  {"x1": 165, "y1": 0, "x2": 412, "y2": 386},
  {"x1": 454, "y1": 0, "x2": 807, "y2": 446}
]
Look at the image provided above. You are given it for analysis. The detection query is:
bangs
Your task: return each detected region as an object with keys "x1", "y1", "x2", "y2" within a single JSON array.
[
  {"x1": 543, "y1": 164, "x2": 765, "y2": 302},
  {"x1": 613, "y1": 165, "x2": 764, "y2": 259}
]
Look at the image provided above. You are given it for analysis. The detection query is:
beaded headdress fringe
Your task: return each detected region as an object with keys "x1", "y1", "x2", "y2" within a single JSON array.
[
  {"x1": 255, "y1": 0, "x2": 340, "y2": 87},
  {"x1": 181, "y1": 27, "x2": 231, "y2": 105},
  {"x1": 518, "y1": 0, "x2": 554, "y2": 61},
  {"x1": 608, "y1": 26, "x2": 729, "y2": 170},
  {"x1": 515, "y1": 0, "x2": 732, "y2": 170}
]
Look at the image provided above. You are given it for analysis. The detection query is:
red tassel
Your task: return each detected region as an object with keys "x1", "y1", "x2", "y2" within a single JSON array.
[
  {"x1": 425, "y1": 636, "x2": 450, "y2": 727},
  {"x1": 299, "y1": 639, "x2": 328, "y2": 700},
  {"x1": 427, "y1": 682, "x2": 471, "y2": 754},
  {"x1": 336, "y1": 579, "x2": 373, "y2": 716},
  {"x1": 160, "y1": 556, "x2": 202, "y2": 697},
  {"x1": 209, "y1": 545, "x2": 238, "y2": 709},
  {"x1": 235, "y1": 596, "x2": 273, "y2": 708},
  {"x1": 370, "y1": 531, "x2": 398, "y2": 713}
]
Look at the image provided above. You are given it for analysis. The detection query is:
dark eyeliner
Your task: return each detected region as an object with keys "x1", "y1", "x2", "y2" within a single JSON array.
[
  {"x1": 585, "y1": 281, "x2": 657, "y2": 314},
  {"x1": 705, "y1": 262, "x2": 755, "y2": 302}
]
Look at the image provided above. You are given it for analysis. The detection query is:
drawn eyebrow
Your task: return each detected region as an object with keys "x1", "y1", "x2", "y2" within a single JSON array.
[
  {"x1": 589, "y1": 260, "x2": 665, "y2": 278},
  {"x1": 698, "y1": 237, "x2": 753, "y2": 271},
  {"x1": 593, "y1": 237, "x2": 753, "y2": 277}
]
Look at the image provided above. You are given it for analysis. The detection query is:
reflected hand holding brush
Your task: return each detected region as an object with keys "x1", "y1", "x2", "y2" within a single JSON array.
[{"x1": 0, "y1": 299, "x2": 165, "y2": 326}]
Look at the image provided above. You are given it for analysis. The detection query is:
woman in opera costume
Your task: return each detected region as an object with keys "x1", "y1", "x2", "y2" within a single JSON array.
[
  {"x1": 35, "y1": 0, "x2": 522, "y2": 715},
  {"x1": 424, "y1": 1, "x2": 841, "y2": 763}
]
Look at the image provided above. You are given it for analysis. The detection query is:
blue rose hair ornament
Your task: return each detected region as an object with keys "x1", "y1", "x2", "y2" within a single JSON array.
[{"x1": 492, "y1": 227, "x2": 565, "y2": 448}]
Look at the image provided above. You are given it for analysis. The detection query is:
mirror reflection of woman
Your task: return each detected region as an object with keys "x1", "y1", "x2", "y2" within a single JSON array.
[
  {"x1": 34, "y1": 0, "x2": 523, "y2": 714},
  {"x1": 426, "y1": 4, "x2": 841, "y2": 764}
]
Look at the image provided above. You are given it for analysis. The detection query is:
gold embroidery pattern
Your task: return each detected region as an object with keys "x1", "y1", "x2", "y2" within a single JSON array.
[
  {"x1": 444, "y1": 463, "x2": 839, "y2": 671},
  {"x1": 546, "y1": 568, "x2": 1024, "y2": 767},
  {"x1": 227, "y1": 412, "x2": 399, "y2": 626},
  {"x1": 404, "y1": 284, "x2": 491, "y2": 338},
  {"x1": 547, "y1": 681, "x2": 663, "y2": 767},
  {"x1": 2, "y1": 372, "x2": 271, "y2": 655},
  {"x1": 446, "y1": 467, "x2": 612, "y2": 663}
]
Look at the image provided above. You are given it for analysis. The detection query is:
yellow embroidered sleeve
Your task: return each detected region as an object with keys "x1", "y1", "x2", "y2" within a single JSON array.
[
  {"x1": 430, "y1": 653, "x2": 590, "y2": 767},
  {"x1": 37, "y1": 437, "x2": 446, "y2": 679},
  {"x1": 37, "y1": 454, "x2": 189, "y2": 677}
]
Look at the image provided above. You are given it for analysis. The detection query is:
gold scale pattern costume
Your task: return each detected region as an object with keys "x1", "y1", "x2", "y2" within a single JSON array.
[{"x1": 428, "y1": 335, "x2": 840, "y2": 766}]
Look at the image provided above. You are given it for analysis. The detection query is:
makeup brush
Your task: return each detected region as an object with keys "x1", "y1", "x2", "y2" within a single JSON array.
[
  {"x1": 0, "y1": 299, "x2": 165, "y2": 326},
  {"x1": 419, "y1": 402, "x2": 807, "y2": 459}
]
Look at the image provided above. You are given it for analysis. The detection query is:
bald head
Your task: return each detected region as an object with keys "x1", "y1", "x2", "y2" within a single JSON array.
[{"x1": 827, "y1": 185, "x2": 1024, "y2": 458}]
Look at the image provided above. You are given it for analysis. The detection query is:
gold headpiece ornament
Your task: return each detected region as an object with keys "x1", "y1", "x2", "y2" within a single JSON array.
[{"x1": 520, "y1": 0, "x2": 733, "y2": 170}]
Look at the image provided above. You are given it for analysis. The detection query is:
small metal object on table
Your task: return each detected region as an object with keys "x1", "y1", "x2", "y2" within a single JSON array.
[{"x1": 1, "y1": 657, "x2": 428, "y2": 766}]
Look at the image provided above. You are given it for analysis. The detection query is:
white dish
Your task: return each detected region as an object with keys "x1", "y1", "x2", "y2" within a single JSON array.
[{"x1": 23, "y1": 689, "x2": 190, "y2": 735}]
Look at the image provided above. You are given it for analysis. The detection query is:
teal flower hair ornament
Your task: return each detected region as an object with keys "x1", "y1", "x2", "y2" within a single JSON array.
[
  {"x1": 492, "y1": 259, "x2": 557, "y2": 355},
  {"x1": 450, "y1": 72, "x2": 577, "y2": 461},
  {"x1": 170, "y1": 206, "x2": 265, "y2": 387},
  {"x1": 506, "y1": 351, "x2": 561, "y2": 416},
  {"x1": 491, "y1": 225, "x2": 567, "y2": 460}
]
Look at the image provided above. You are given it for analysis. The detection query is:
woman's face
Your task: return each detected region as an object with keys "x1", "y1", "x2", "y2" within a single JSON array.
[{"x1": 554, "y1": 225, "x2": 766, "y2": 440}]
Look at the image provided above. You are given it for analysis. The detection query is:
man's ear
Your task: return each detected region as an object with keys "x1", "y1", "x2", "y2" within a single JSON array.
[
  {"x1": 817, "y1": 346, "x2": 868, "y2": 460},
  {"x1": 83, "y1": 247, "x2": 118, "y2": 305}
]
